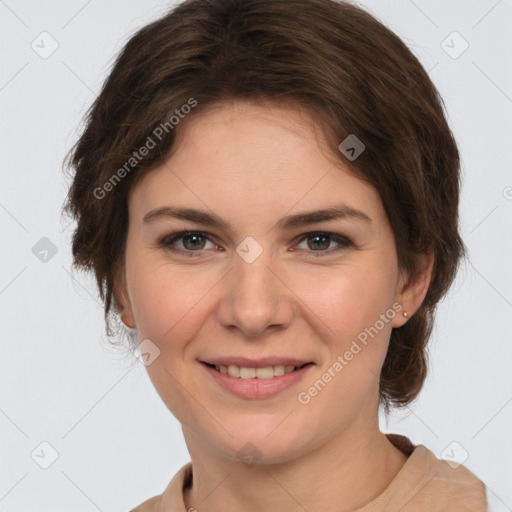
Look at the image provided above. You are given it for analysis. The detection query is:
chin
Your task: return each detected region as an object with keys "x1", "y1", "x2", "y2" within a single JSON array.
[{"x1": 207, "y1": 419, "x2": 312, "y2": 466}]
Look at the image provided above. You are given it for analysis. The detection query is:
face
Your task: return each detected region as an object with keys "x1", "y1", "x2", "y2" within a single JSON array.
[{"x1": 118, "y1": 100, "x2": 412, "y2": 464}]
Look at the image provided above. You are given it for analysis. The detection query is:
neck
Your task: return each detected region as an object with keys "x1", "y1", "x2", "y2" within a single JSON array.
[{"x1": 182, "y1": 417, "x2": 408, "y2": 512}]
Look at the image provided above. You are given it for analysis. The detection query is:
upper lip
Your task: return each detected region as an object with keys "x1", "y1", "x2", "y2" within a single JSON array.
[{"x1": 201, "y1": 356, "x2": 313, "y2": 368}]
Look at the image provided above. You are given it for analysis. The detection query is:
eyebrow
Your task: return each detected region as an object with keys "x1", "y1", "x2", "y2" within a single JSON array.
[{"x1": 143, "y1": 204, "x2": 371, "y2": 232}]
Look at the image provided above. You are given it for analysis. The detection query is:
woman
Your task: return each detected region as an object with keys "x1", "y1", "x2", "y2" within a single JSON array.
[{"x1": 64, "y1": 0, "x2": 488, "y2": 509}]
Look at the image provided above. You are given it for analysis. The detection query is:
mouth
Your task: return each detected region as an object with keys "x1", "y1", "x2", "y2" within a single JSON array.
[
  {"x1": 200, "y1": 360, "x2": 315, "y2": 399},
  {"x1": 200, "y1": 361, "x2": 314, "y2": 379}
]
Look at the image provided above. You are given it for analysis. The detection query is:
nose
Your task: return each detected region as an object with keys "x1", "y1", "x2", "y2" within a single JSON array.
[{"x1": 215, "y1": 242, "x2": 294, "y2": 338}]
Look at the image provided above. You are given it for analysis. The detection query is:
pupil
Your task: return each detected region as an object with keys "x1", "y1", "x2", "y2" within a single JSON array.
[
  {"x1": 184, "y1": 235, "x2": 204, "y2": 250},
  {"x1": 309, "y1": 235, "x2": 329, "y2": 251}
]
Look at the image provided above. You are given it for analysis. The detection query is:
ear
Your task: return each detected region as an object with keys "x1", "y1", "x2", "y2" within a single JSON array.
[
  {"x1": 392, "y1": 251, "x2": 434, "y2": 328},
  {"x1": 113, "y1": 268, "x2": 136, "y2": 329}
]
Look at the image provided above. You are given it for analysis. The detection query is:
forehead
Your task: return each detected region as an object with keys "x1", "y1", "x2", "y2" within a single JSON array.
[
  {"x1": 128, "y1": 100, "x2": 385, "y2": 227},
  {"x1": 170, "y1": 99, "x2": 339, "y2": 167}
]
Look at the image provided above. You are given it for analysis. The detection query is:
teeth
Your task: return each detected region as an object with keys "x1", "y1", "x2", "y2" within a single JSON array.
[
  {"x1": 256, "y1": 367, "x2": 273, "y2": 379},
  {"x1": 273, "y1": 365, "x2": 285, "y2": 377},
  {"x1": 215, "y1": 364, "x2": 299, "y2": 378},
  {"x1": 240, "y1": 367, "x2": 256, "y2": 379},
  {"x1": 227, "y1": 365, "x2": 239, "y2": 377}
]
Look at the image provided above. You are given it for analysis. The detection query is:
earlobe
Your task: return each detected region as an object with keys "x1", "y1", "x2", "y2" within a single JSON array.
[
  {"x1": 114, "y1": 270, "x2": 136, "y2": 329},
  {"x1": 392, "y1": 251, "x2": 434, "y2": 328},
  {"x1": 117, "y1": 292, "x2": 136, "y2": 329},
  {"x1": 120, "y1": 308, "x2": 136, "y2": 329}
]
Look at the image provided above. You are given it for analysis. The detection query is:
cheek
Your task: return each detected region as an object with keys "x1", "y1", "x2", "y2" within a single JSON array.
[
  {"x1": 125, "y1": 240, "x2": 227, "y2": 356},
  {"x1": 125, "y1": 260, "x2": 215, "y2": 418},
  {"x1": 128, "y1": 265, "x2": 209, "y2": 341},
  {"x1": 295, "y1": 272, "x2": 395, "y2": 404},
  {"x1": 293, "y1": 263, "x2": 397, "y2": 340},
  {"x1": 292, "y1": 262, "x2": 399, "y2": 403}
]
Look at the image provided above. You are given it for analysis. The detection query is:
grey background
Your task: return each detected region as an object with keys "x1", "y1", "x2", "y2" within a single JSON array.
[{"x1": 1, "y1": 0, "x2": 511, "y2": 510}]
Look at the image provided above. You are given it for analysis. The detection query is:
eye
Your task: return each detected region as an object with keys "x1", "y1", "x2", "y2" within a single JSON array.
[
  {"x1": 159, "y1": 231, "x2": 218, "y2": 257},
  {"x1": 158, "y1": 230, "x2": 352, "y2": 258},
  {"x1": 293, "y1": 231, "x2": 352, "y2": 256}
]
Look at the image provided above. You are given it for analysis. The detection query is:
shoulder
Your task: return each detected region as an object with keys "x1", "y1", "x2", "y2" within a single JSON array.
[
  {"x1": 381, "y1": 435, "x2": 487, "y2": 511},
  {"x1": 129, "y1": 494, "x2": 162, "y2": 512},
  {"x1": 129, "y1": 462, "x2": 193, "y2": 512},
  {"x1": 406, "y1": 445, "x2": 487, "y2": 510},
  {"x1": 422, "y1": 449, "x2": 487, "y2": 510}
]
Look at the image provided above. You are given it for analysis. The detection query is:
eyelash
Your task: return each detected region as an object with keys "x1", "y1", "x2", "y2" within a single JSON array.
[{"x1": 158, "y1": 230, "x2": 353, "y2": 258}]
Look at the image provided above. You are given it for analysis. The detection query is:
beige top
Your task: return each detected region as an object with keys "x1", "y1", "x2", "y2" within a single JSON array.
[{"x1": 130, "y1": 434, "x2": 487, "y2": 511}]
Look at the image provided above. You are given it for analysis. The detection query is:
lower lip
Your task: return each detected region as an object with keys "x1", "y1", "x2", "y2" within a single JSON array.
[{"x1": 201, "y1": 362, "x2": 315, "y2": 399}]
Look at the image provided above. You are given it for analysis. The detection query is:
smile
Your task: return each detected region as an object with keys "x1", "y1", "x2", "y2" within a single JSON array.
[
  {"x1": 200, "y1": 361, "x2": 315, "y2": 399},
  {"x1": 205, "y1": 362, "x2": 311, "y2": 379}
]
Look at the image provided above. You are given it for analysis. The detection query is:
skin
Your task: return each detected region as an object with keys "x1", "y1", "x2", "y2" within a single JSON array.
[{"x1": 117, "y1": 100, "x2": 434, "y2": 512}]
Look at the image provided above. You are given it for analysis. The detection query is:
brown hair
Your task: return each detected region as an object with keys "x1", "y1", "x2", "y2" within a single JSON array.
[{"x1": 63, "y1": 0, "x2": 465, "y2": 409}]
